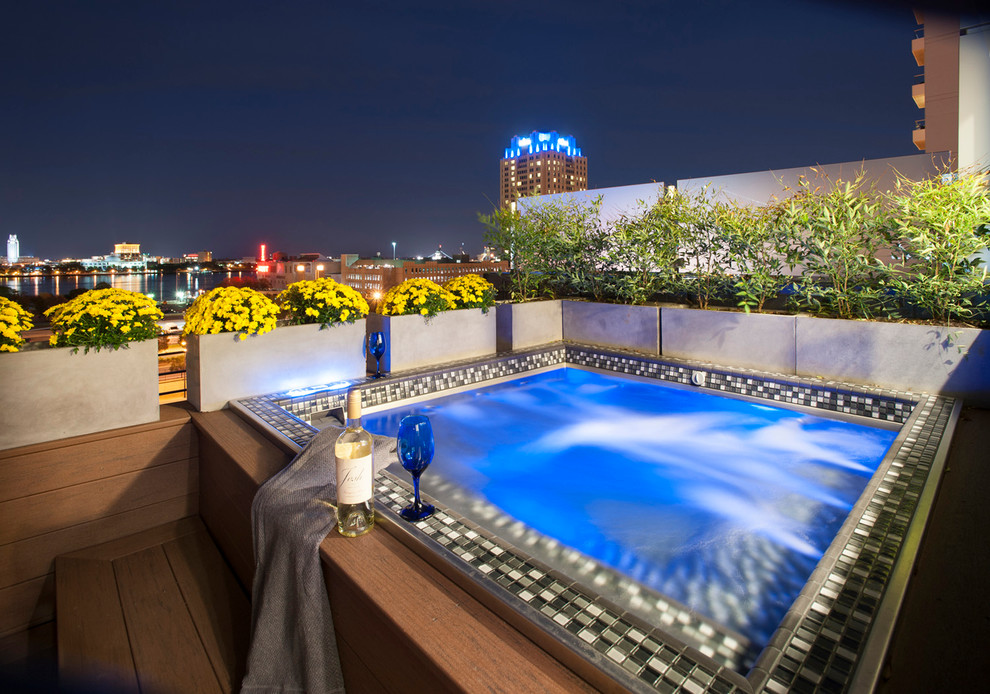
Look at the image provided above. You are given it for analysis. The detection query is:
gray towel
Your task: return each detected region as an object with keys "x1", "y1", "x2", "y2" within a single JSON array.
[{"x1": 241, "y1": 424, "x2": 397, "y2": 693}]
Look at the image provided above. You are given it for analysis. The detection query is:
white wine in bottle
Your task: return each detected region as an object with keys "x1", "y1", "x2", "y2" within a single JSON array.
[{"x1": 334, "y1": 389, "x2": 375, "y2": 537}]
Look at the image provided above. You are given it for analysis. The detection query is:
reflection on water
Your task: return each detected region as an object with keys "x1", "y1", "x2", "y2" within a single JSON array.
[
  {"x1": 2, "y1": 272, "x2": 254, "y2": 302},
  {"x1": 364, "y1": 368, "x2": 898, "y2": 651}
]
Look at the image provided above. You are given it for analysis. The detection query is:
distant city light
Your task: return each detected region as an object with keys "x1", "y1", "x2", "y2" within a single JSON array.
[{"x1": 260, "y1": 244, "x2": 266, "y2": 262}]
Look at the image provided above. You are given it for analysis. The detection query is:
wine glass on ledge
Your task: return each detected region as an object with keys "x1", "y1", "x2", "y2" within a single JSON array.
[
  {"x1": 368, "y1": 331, "x2": 387, "y2": 378},
  {"x1": 396, "y1": 414, "x2": 436, "y2": 521}
]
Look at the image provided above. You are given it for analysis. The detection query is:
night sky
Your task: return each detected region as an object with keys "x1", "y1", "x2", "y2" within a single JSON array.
[{"x1": 2, "y1": 1, "x2": 940, "y2": 261}]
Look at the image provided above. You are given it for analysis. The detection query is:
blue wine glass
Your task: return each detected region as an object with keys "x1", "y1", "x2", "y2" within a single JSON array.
[
  {"x1": 368, "y1": 331, "x2": 387, "y2": 378},
  {"x1": 396, "y1": 415, "x2": 436, "y2": 521}
]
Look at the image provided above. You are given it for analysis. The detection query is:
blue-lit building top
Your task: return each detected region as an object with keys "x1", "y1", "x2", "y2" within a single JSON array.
[{"x1": 504, "y1": 131, "x2": 582, "y2": 159}]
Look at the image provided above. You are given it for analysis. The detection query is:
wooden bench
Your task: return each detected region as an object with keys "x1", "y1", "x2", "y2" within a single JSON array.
[{"x1": 55, "y1": 516, "x2": 250, "y2": 694}]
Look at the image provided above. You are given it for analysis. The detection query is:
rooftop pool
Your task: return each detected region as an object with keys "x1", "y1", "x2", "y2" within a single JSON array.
[{"x1": 233, "y1": 343, "x2": 958, "y2": 693}]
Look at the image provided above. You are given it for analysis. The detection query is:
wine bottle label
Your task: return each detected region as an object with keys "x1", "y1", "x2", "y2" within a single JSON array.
[{"x1": 336, "y1": 454, "x2": 372, "y2": 504}]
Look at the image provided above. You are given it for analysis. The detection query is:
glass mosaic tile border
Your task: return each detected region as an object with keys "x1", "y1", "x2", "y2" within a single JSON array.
[
  {"x1": 375, "y1": 473, "x2": 751, "y2": 694},
  {"x1": 231, "y1": 343, "x2": 954, "y2": 693}
]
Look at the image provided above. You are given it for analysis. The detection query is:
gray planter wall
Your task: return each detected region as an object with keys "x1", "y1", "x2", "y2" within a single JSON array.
[
  {"x1": 657, "y1": 308, "x2": 990, "y2": 405},
  {"x1": 795, "y1": 317, "x2": 990, "y2": 404},
  {"x1": 496, "y1": 300, "x2": 563, "y2": 352},
  {"x1": 367, "y1": 309, "x2": 496, "y2": 374},
  {"x1": 562, "y1": 301, "x2": 660, "y2": 355},
  {"x1": 661, "y1": 308, "x2": 797, "y2": 374},
  {"x1": 186, "y1": 321, "x2": 367, "y2": 411},
  {"x1": 1, "y1": 340, "x2": 160, "y2": 450}
]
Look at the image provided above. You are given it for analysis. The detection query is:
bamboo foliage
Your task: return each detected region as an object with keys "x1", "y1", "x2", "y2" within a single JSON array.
[{"x1": 480, "y1": 169, "x2": 989, "y2": 325}]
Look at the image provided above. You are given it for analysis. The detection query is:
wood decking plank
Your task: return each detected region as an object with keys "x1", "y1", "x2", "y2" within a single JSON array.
[
  {"x1": 163, "y1": 529, "x2": 251, "y2": 692},
  {"x1": 321, "y1": 528, "x2": 596, "y2": 694},
  {"x1": 336, "y1": 639, "x2": 389, "y2": 693},
  {"x1": 0, "y1": 423, "x2": 196, "y2": 503},
  {"x1": 0, "y1": 460, "x2": 197, "y2": 545},
  {"x1": 194, "y1": 409, "x2": 292, "y2": 591},
  {"x1": 0, "y1": 574, "x2": 54, "y2": 638},
  {"x1": 197, "y1": 442, "x2": 258, "y2": 590},
  {"x1": 0, "y1": 621, "x2": 55, "y2": 668},
  {"x1": 114, "y1": 545, "x2": 224, "y2": 694},
  {"x1": 54, "y1": 556, "x2": 138, "y2": 693},
  {"x1": 192, "y1": 410, "x2": 291, "y2": 487},
  {"x1": 0, "y1": 494, "x2": 198, "y2": 590},
  {"x1": 0, "y1": 404, "x2": 192, "y2": 461},
  {"x1": 59, "y1": 516, "x2": 200, "y2": 561}
]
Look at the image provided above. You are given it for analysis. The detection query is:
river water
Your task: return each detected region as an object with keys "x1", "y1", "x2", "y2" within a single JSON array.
[{"x1": 2, "y1": 272, "x2": 257, "y2": 303}]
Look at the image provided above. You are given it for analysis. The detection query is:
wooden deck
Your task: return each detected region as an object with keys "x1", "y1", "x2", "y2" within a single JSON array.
[
  {"x1": 0, "y1": 404, "x2": 199, "y2": 642},
  {"x1": 55, "y1": 517, "x2": 250, "y2": 694}
]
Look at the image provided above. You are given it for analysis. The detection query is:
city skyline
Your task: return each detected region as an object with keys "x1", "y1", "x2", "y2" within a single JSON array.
[{"x1": 4, "y1": 1, "x2": 935, "y2": 261}]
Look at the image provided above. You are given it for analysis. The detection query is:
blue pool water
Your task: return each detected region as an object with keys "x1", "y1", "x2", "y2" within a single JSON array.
[{"x1": 363, "y1": 367, "x2": 898, "y2": 651}]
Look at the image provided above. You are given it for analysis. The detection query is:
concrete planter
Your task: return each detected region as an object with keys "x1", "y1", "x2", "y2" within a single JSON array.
[
  {"x1": 496, "y1": 300, "x2": 563, "y2": 352},
  {"x1": 661, "y1": 307, "x2": 798, "y2": 374},
  {"x1": 186, "y1": 320, "x2": 366, "y2": 412},
  {"x1": 562, "y1": 300, "x2": 660, "y2": 355},
  {"x1": 655, "y1": 308, "x2": 989, "y2": 404},
  {"x1": 795, "y1": 316, "x2": 990, "y2": 405},
  {"x1": 0, "y1": 340, "x2": 160, "y2": 450},
  {"x1": 366, "y1": 309, "x2": 496, "y2": 373}
]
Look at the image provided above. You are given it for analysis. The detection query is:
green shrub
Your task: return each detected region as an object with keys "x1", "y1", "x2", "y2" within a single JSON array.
[{"x1": 885, "y1": 172, "x2": 990, "y2": 324}]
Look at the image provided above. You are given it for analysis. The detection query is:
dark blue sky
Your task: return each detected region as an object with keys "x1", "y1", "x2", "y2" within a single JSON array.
[{"x1": 3, "y1": 0, "x2": 929, "y2": 261}]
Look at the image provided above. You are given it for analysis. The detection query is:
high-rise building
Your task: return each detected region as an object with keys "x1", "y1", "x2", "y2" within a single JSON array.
[
  {"x1": 500, "y1": 131, "x2": 588, "y2": 209},
  {"x1": 911, "y1": 10, "x2": 990, "y2": 172},
  {"x1": 6, "y1": 235, "x2": 18, "y2": 264}
]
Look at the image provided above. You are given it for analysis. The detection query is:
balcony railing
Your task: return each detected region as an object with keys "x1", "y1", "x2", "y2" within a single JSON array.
[
  {"x1": 158, "y1": 348, "x2": 187, "y2": 402},
  {"x1": 912, "y1": 119, "x2": 926, "y2": 151}
]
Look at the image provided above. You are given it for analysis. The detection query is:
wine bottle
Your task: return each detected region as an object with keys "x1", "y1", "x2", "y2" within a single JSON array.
[{"x1": 334, "y1": 389, "x2": 375, "y2": 537}]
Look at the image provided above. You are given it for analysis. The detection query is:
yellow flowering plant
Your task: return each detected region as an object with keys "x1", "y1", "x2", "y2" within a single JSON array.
[
  {"x1": 183, "y1": 286, "x2": 279, "y2": 341},
  {"x1": 443, "y1": 274, "x2": 496, "y2": 312},
  {"x1": 277, "y1": 278, "x2": 369, "y2": 329},
  {"x1": 1, "y1": 297, "x2": 34, "y2": 353},
  {"x1": 45, "y1": 288, "x2": 163, "y2": 353},
  {"x1": 378, "y1": 278, "x2": 456, "y2": 318}
]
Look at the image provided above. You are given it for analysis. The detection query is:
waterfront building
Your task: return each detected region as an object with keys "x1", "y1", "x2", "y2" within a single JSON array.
[
  {"x1": 262, "y1": 254, "x2": 342, "y2": 291},
  {"x1": 182, "y1": 251, "x2": 213, "y2": 264},
  {"x1": 6, "y1": 235, "x2": 18, "y2": 264},
  {"x1": 500, "y1": 131, "x2": 588, "y2": 210},
  {"x1": 114, "y1": 242, "x2": 142, "y2": 260},
  {"x1": 339, "y1": 253, "x2": 508, "y2": 298},
  {"x1": 79, "y1": 255, "x2": 149, "y2": 271},
  {"x1": 911, "y1": 10, "x2": 990, "y2": 172}
]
